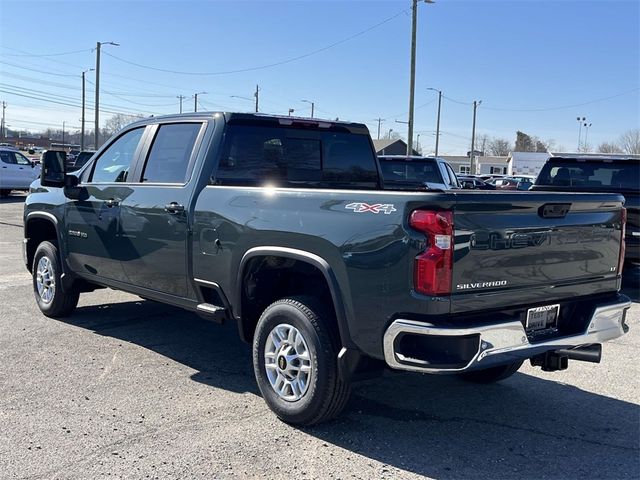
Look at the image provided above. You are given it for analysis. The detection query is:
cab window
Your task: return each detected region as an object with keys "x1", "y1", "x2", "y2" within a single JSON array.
[
  {"x1": 141, "y1": 123, "x2": 202, "y2": 183},
  {"x1": 90, "y1": 128, "x2": 145, "y2": 183}
]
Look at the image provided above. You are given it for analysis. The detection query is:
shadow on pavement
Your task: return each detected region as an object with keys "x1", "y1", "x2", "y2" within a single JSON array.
[
  {"x1": 62, "y1": 299, "x2": 639, "y2": 479},
  {"x1": 0, "y1": 194, "x2": 27, "y2": 204}
]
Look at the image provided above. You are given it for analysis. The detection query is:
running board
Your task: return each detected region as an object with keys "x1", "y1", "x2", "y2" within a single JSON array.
[{"x1": 196, "y1": 303, "x2": 227, "y2": 323}]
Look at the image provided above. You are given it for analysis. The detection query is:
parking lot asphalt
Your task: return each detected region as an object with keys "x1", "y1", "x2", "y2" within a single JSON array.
[{"x1": 1, "y1": 193, "x2": 638, "y2": 480}]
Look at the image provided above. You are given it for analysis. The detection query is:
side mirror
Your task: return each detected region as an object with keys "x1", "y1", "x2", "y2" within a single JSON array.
[{"x1": 41, "y1": 151, "x2": 66, "y2": 187}]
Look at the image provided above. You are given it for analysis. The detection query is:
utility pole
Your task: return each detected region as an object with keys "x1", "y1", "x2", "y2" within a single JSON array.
[
  {"x1": 1, "y1": 101, "x2": 6, "y2": 140},
  {"x1": 406, "y1": 0, "x2": 418, "y2": 156},
  {"x1": 94, "y1": 41, "x2": 119, "y2": 149},
  {"x1": 194, "y1": 92, "x2": 206, "y2": 112},
  {"x1": 177, "y1": 95, "x2": 186, "y2": 114},
  {"x1": 62, "y1": 121, "x2": 66, "y2": 148},
  {"x1": 427, "y1": 88, "x2": 442, "y2": 156},
  {"x1": 470, "y1": 100, "x2": 482, "y2": 174},
  {"x1": 302, "y1": 100, "x2": 315, "y2": 118},
  {"x1": 81, "y1": 69, "x2": 93, "y2": 151},
  {"x1": 406, "y1": 0, "x2": 435, "y2": 156},
  {"x1": 254, "y1": 85, "x2": 259, "y2": 113},
  {"x1": 375, "y1": 118, "x2": 386, "y2": 140}
]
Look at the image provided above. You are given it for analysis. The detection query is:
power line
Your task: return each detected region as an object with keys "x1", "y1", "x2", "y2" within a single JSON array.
[
  {"x1": 481, "y1": 88, "x2": 640, "y2": 112},
  {"x1": 0, "y1": 46, "x2": 93, "y2": 57},
  {"x1": 100, "y1": 7, "x2": 410, "y2": 76}
]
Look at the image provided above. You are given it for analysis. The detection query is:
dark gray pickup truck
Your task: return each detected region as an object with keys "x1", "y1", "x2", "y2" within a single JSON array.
[{"x1": 24, "y1": 113, "x2": 631, "y2": 425}]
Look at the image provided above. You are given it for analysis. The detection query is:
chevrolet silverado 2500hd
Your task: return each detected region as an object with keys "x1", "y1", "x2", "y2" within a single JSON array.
[{"x1": 25, "y1": 113, "x2": 631, "y2": 425}]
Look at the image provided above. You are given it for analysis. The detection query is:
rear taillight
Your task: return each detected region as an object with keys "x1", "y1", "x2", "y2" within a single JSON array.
[
  {"x1": 618, "y1": 207, "x2": 627, "y2": 274},
  {"x1": 409, "y1": 210, "x2": 454, "y2": 296}
]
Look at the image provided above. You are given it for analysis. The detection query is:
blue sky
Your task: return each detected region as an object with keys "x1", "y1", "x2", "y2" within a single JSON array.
[{"x1": 0, "y1": 0, "x2": 638, "y2": 154}]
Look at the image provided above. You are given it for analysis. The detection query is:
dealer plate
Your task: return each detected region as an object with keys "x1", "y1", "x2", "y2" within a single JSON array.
[{"x1": 526, "y1": 304, "x2": 560, "y2": 331}]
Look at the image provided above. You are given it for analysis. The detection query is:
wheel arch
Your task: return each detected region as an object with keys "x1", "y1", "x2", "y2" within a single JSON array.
[
  {"x1": 235, "y1": 246, "x2": 353, "y2": 350},
  {"x1": 24, "y1": 212, "x2": 61, "y2": 273}
]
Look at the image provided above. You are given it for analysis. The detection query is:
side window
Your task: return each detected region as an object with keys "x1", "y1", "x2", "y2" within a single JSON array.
[
  {"x1": 90, "y1": 128, "x2": 144, "y2": 183},
  {"x1": 0, "y1": 151, "x2": 16, "y2": 164},
  {"x1": 444, "y1": 163, "x2": 459, "y2": 187},
  {"x1": 322, "y1": 134, "x2": 377, "y2": 187},
  {"x1": 142, "y1": 123, "x2": 202, "y2": 183},
  {"x1": 15, "y1": 153, "x2": 32, "y2": 165}
]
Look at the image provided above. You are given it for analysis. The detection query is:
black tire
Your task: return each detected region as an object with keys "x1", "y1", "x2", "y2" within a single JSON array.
[
  {"x1": 457, "y1": 360, "x2": 524, "y2": 384},
  {"x1": 253, "y1": 296, "x2": 351, "y2": 426},
  {"x1": 32, "y1": 241, "x2": 80, "y2": 318}
]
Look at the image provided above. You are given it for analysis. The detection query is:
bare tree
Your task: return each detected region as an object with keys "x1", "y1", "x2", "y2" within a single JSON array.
[
  {"x1": 597, "y1": 141, "x2": 621, "y2": 153},
  {"x1": 618, "y1": 128, "x2": 640, "y2": 154},
  {"x1": 104, "y1": 114, "x2": 144, "y2": 136},
  {"x1": 476, "y1": 134, "x2": 489, "y2": 155},
  {"x1": 487, "y1": 137, "x2": 511, "y2": 156}
]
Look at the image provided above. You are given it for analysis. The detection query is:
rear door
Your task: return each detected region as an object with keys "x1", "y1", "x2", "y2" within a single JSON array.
[
  {"x1": 451, "y1": 192, "x2": 624, "y2": 312},
  {"x1": 119, "y1": 121, "x2": 206, "y2": 298},
  {"x1": 65, "y1": 126, "x2": 147, "y2": 282}
]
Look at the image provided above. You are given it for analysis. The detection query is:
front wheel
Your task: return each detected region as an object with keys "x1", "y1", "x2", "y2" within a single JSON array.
[
  {"x1": 32, "y1": 241, "x2": 80, "y2": 317},
  {"x1": 457, "y1": 360, "x2": 524, "y2": 384},
  {"x1": 253, "y1": 296, "x2": 351, "y2": 426}
]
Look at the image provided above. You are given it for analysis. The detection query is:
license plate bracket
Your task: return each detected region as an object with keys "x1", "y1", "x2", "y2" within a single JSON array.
[{"x1": 526, "y1": 304, "x2": 560, "y2": 331}]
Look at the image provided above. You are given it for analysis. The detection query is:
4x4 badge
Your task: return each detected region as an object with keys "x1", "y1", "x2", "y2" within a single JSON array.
[{"x1": 345, "y1": 202, "x2": 397, "y2": 215}]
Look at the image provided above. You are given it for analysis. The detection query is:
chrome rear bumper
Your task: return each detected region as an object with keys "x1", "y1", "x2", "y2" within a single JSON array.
[{"x1": 383, "y1": 297, "x2": 631, "y2": 373}]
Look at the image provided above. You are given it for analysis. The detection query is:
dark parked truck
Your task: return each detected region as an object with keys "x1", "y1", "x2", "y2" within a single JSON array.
[{"x1": 24, "y1": 113, "x2": 631, "y2": 425}]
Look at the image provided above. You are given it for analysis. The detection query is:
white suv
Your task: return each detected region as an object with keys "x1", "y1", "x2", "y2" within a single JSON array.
[{"x1": 0, "y1": 147, "x2": 41, "y2": 196}]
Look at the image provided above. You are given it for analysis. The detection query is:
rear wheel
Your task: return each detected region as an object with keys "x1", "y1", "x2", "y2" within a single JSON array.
[
  {"x1": 457, "y1": 360, "x2": 523, "y2": 384},
  {"x1": 32, "y1": 241, "x2": 80, "y2": 317},
  {"x1": 253, "y1": 296, "x2": 351, "y2": 426}
]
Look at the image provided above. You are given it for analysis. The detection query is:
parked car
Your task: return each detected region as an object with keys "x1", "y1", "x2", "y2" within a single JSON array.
[
  {"x1": 509, "y1": 175, "x2": 537, "y2": 183},
  {"x1": 532, "y1": 155, "x2": 640, "y2": 280},
  {"x1": 487, "y1": 177, "x2": 519, "y2": 190},
  {"x1": 378, "y1": 155, "x2": 460, "y2": 190},
  {"x1": 458, "y1": 175, "x2": 496, "y2": 190},
  {"x1": 68, "y1": 151, "x2": 96, "y2": 172},
  {"x1": 25, "y1": 113, "x2": 630, "y2": 425},
  {"x1": 0, "y1": 146, "x2": 41, "y2": 196}
]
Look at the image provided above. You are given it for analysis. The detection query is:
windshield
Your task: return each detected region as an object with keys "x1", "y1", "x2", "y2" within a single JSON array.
[
  {"x1": 379, "y1": 160, "x2": 443, "y2": 184},
  {"x1": 536, "y1": 159, "x2": 639, "y2": 191}
]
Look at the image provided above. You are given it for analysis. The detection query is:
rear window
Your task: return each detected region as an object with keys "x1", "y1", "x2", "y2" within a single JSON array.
[
  {"x1": 213, "y1": 125, "x2": 378, "y2": 188},
  {"x1": 379, "y1": 160, "x2": 443, "y2": 184},
  {"x1": 536, "y1": 159, "x2": 639, "y2": 191}
]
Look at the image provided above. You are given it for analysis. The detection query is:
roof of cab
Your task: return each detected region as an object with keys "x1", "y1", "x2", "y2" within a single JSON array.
[{"x1": 126, "y1": 112, "x2": 368, "y2": 132}]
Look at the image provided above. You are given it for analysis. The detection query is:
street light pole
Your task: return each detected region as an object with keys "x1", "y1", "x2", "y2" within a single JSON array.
[
  {"x1": 177, "y1": 95, "x2": 185, "y2": 114},
  {"x1": 94, "y1": 41, "x2": 119, "y2": 150},
  {"x1": 576, "y1": 116, "x2": 586, "y2": 152},
  {"x1": 288, "y1": 108, "x2": 295, "y2": 116},
  {"x1": 470, "y1": 100, "x2": 482, "y2": 174},
  {"x1": 583, "y1": 122, "x2": 593, "y2": 152},
  {"x1": 427, "y1": 87, "x2": 442, "y2": 156}
]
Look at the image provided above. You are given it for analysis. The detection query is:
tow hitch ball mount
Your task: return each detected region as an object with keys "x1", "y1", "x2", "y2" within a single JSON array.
[{"x1": 530, "y1": 344, "x2": 602, "y2": 372}]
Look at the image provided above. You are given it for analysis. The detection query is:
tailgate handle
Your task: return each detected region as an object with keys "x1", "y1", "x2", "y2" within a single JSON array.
[{"x1": 539, "y1": 203, "x2": 571, "y2": 218}]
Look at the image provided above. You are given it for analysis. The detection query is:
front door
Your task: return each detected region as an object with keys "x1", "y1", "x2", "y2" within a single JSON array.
[
  {"x1": 119, "y1": 122, "x2": 204, "y2": 298},
  {"x1": 65, "y1": 126, "x2": 147, "y2": 282}
]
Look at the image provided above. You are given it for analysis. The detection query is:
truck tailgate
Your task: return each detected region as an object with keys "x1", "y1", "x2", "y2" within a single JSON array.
[{"x1": 450, "y1": 192, "x2": 624, "y2": 313}]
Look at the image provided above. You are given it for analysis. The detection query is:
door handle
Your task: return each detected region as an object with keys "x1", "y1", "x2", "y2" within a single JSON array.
[
  {"x1": 164, "y1": 202, "x2": 185, "y2": 214},
  {"x1": 105, "y1": 198, "x2": 119, "y2": 208}
]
